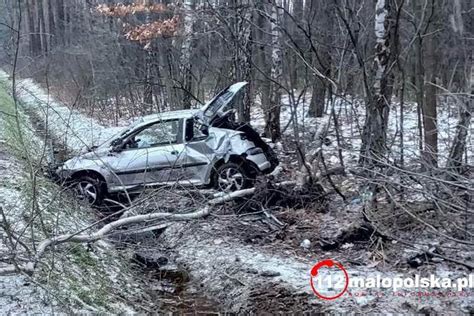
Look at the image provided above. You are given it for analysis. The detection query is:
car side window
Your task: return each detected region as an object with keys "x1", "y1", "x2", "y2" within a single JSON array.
[
  {"x1": 185, "y1": 119, "x2": 207, "y2": 142},
  {"x1": 130, "y1": 120, "x2": 179, "y2": 149}
]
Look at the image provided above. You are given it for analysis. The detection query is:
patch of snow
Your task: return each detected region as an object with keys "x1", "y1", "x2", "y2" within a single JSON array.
[
  {"x1": 253, "y1": 91, "x2": 471, "y2": 168},
  {"x1": 0, "y1": 72, "x2": 144, "y2": 313},
  {"x1": 0, "y1": 70, "x2": 121, "y2": 154}
]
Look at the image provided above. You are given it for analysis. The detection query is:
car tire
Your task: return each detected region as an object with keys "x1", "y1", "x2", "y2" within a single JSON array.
[
  {"x1": 72, "y1": 175, "x2": 105, "y2": 206},
  {"x1": 214, "y1": 162, "x2": 254, "y2": 192}
]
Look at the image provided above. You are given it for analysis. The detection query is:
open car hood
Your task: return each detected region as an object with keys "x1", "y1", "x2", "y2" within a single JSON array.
[{"x1": 195, "y1": 81, "x2": 248, "y2": 126}]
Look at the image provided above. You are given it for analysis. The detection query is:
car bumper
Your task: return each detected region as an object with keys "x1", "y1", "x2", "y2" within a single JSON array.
[
  {"x1": 55, "y1": 165, "x2": 72, "y2": 179},
  {"x1": 246, "y1": 152, "x2": 272, "y2": 172}
]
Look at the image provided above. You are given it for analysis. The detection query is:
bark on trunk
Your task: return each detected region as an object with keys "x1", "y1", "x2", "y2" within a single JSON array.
[
  {"x1": 56, "y1": 0, "x2": 65, "y2": 46},
  {"x1": 38, "y1": 0, "x2": 48, "y2": 54},
  {"x1": 47, "y1": 0, "x2": 56, "y2": 46},
  {"x1": 307, "y1": 2, "x2": 332, "y2": 118},
  {"x1": 26, "y1": 0, "x2": 38, "y2": 56},
  {"x1": 233, "y1": 0, "x2": 253, "y2": 123},
  {"x1": 421, "y1": 1, "x2": 440, "y2": 168},
  {"x1": 446, "y1": 0, "x2": 471, "y2": 175},
  {"x1": 264, "y1": 1, "x2": 282, "y2": 142},
  {"x1": 359, "y1": 0, "x2": 395, "y2": 166},
  {"x1": 423, "y1": 72, "x2": 438, "y2": 167},
  {"x1": 446, "y1": 98, "x2": 472, "y2": 173},
  {"x1": 309, "y1": 77, "x2": 326, "y2": 118},
  {"x1": 143, "y1": 0, "x2": 153, "y2": 113},
  {"x1": 180, "y1": 0, "x2": 194, "y2": 109},
  {"x1": 447, "y1": 51, "x2": 473, "y2": 173}
]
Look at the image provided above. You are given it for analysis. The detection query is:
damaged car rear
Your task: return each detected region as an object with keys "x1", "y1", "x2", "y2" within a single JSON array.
[{"x1": 56, "y1": 82, "x2": 278, "y2": 205}]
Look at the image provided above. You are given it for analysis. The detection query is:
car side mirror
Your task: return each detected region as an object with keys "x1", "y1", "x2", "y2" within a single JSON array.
[
  {"x1": 112, "y1": 145, "x2": 123, "y2": 153},
  {"x1": 111, "y1": 138, "x2": 124, "y2": 152},
  {"x1": 111, "y1": 138, "x2": 122, "y2": 147}
]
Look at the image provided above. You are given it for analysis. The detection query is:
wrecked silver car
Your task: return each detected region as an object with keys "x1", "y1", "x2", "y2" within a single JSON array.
[{"x1": 57, "y1": 82, "x2": 278, "y2": 205}]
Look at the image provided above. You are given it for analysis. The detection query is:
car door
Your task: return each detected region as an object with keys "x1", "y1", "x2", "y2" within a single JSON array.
[
  {"x1": 180, "y1": 119, "x2": 214, "y2": 185},
  {"x1": 106, "y1": 145, "x2": 149, "y2": 188},
  {"x1": 144, "y1": 143, "x2": 186, "y2": 185},
  {"x1": 107, "y1": 119, "x2": 185, "y2": 187}
]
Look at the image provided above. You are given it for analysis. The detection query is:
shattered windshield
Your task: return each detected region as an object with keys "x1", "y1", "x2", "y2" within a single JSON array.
[{"x1": 102, "y1": 118, "x2": 144, "y2": 147}]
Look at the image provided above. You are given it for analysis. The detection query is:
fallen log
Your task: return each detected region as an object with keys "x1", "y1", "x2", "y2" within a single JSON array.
[
  {"x1": 209, "y1": 181, "x2": 297, "y2": 204},
  {"x1": 0, "y1": 207, "x2": 210, "y2": 275}
]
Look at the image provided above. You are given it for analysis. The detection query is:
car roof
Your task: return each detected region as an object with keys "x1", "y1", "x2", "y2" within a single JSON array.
[
  {"x1": 115, "y1": 109, "x2": 199, "y2": 138},
  {"x1": 130, "y1": 109, "x2": 200, "y2": 129},
  {"x1": 140, "y1": 109, "x2": 199, "y2": 122}
]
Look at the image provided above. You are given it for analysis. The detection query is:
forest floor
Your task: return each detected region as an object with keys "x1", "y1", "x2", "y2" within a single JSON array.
[{"x1": 0, "y1": 71, "x2": 472, "y2": 313}]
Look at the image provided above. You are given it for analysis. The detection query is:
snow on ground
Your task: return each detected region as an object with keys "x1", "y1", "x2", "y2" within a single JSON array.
[
  {"x1": 163, "y1": 220, "x2": 473, "y2": 314},
  {"x1": 0, "y1": 144, "x2": 53, "y2": 314},
  {"x1": 252, "y1": 92, "x2": 472, "y2": 167},
  {"x1": 4, "y1": 68, "x2": 470, "y2": 169},
  {"x1": 0, "y1": 72, "x2": 148, "y2": 313},
  {"x1": 0, "y1": 70, "x2": 122, "y2": 154},
  {"x1": 0, "y1": 273, "x2": 53, "y2": 314},
  {"x1": 0, "y1": 84, "x2": 58, "y2": 313}
]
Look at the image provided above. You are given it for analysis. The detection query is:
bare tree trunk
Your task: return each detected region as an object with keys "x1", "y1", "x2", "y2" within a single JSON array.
[
  {"x1": 264, "y1": 0, "x2": 282, "y2": 142},
  {"x1": 423, "y1": 58, "x2": 439, "y2": 167},
  {"x1": 308, "y1": 1, "x2": 332, "y2": 118},
  {"x1": 413, "y1": 22, "x2": 425, "y2": 162},
  {"x1": 56, "y1": 0, "x2": 65, "y2": 46},
  {"x1": 447, "y1": 94, "x2": 472, "y2": 173},
  {"x1": 143, "y1": 0, "x2": 153, "y2": 113},
  {"x1": 255, "y1": 0, "x2": 271, "y2": 125},
  {"x1": 180, "y1": 0, "x2": 194, "y2": 109},
  {"x1": 38, "y1": 0, "x2": 48, "y2": 54},
  {"x1": 421, "y1": 1, "x2": 440, "y2": 168},
  {"x1": 143, "y1": 52, "x2": 154, "y2": 113},
  {"x1": 359, "y1": 0, "x2": 395, "y2": 166},
  {"x1": 289, "y1": 0, "x2": 303, "y2": 86},
  {"x1": 309, "y1": 76, "x2": 325, "y2": 117},
  {"x1": 26, "y1": 0, "x2": 38, "y2": 55},
  {"x1": 47, "y1": 0, "x2": 56, "y2": 47},
  {"x1": 233, "y1": 0, "x2": 253, "y2": 122},
  {"x1": 447, "y1": 0, "x2": 472, "y2": 174}
]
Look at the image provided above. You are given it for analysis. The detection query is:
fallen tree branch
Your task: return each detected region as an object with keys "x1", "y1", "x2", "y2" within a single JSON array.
[
  {"x1": 363, "y1": 209, "x2": 474, "y2": 270},
  {"x1": 209, "y1": 181, "x2": 297, "y2": 204},
  {"x1": 427, "y1": 251, "x2": 474, "y2": 270},
  {"x1": 0, "y1": 207, "x2": 210, "y2": 275},
  {"x1": 108, "y1": 223, "x2": 171, "y2": 237},
  {"x1": 0, "y1": 165, "x2": 347, "y2": 276}
]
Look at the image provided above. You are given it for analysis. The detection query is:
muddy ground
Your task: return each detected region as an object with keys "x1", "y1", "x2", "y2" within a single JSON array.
[{"x1": 116, "y1": 174, "x2": 473, "y2": 313}]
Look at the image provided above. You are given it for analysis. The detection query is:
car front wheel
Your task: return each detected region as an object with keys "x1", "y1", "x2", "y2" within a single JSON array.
[
  {"x1": 214, "y1": 162, "x2": 254, "y2": 192},
  {"x1": 72, "y1": 176, "x2": 105, "y2": 206}
]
